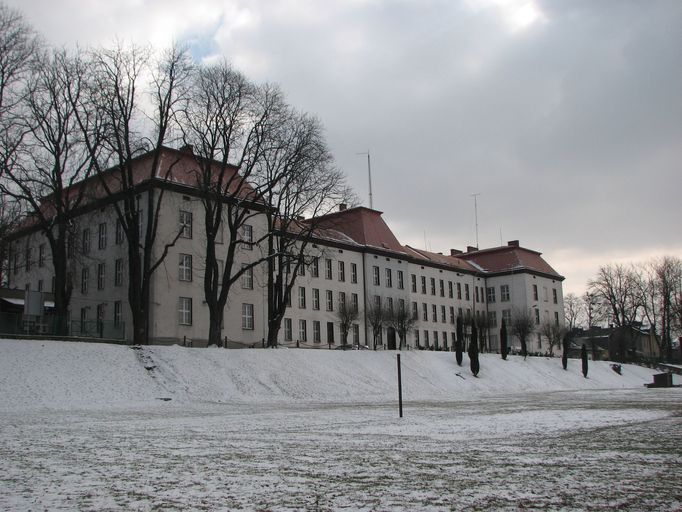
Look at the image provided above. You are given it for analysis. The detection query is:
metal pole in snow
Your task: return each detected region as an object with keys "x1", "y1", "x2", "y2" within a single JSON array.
[{"x1": 397, "y1": 354, "x2": 403, "y2": 418}]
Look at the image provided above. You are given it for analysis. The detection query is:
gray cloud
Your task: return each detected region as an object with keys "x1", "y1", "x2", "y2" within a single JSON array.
[{"x1": 8, "y1": 0, "x2": 682, "y2": 293}]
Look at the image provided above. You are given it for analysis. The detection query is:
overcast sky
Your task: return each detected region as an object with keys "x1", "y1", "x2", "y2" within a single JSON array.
[{"x1": 8, "y1": 0, "x2": 681, "y2": 295}]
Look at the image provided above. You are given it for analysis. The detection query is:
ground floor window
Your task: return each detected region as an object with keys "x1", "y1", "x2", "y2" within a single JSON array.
[{"x1": 179, "y1": 297, "x2": 192, "y2": 325}]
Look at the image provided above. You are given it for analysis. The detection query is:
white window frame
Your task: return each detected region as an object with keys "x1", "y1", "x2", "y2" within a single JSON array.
[
  {"x1": 179, "y1": 254, "x2": 193, "y2": 282},
  {"x1": 242, "y1": 303, "x2": 254, "y2": 330},
  {"x1": 179, "y1": 297, "x2": 192, "y2": 325}
]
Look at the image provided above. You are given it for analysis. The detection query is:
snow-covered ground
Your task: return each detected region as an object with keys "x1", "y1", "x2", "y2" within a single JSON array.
[{"x1": 0, "y1": 339, "x2": 680, "y2": 510}]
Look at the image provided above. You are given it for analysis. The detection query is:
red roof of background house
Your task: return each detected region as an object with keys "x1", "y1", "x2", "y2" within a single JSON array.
[
  {"x1": 458, "y1": 243, "x2": 564, "y2": 279},
  {"x1": 309, "y1": 207, "x2": 408, "y2": 255}
]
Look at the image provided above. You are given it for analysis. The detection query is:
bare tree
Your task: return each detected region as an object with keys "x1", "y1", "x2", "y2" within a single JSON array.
[
  {"x1": 563, "y1": 293, "x2": 581, "y2": 331},
  {"x1": 0, "y1": 196, "x2": 20, "y2": 285},
  {"x1": 588, "y1": 263, "x2": 641, "y2": 328},
  {"x1": 652, "y1": 257, "x2": 681, "y2": 360},
  {"x1": 260, "y1": 109, "x2": 352, "y2": 348},
  {"x1": 366, "y1": 298, "x2": 385, "y2": 350},
  {"x1": 540, "y1": 321, "x2": 565, "y2": 357},
  {"x1": 385, "y1": 299, "x2": 416, "y2": 350},
  {"x1": 336, "y1": 302, "x2": 359, "y2": 348},
  {"x1": 510, "y1": 307, "x2": 535, "y2": 358},
  {"x1": 0, "y1": 49, "x2": 97, "y2": 333},
  {"x1": 0, "y1": 3, "x2": 39, "y2": 120},
  {"x1": 76, "y1": 43, "x2": 192, "y2": 344}
]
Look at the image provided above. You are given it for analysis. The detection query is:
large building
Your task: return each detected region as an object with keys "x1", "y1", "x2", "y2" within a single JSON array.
[{"x1": 5, "y1": 147, "x2": 565, "y2": 350}]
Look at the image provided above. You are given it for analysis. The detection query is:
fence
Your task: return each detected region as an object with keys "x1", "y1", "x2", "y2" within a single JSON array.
[{"x1": 0, "y1": 312, "x2": 126, "y2": 340}]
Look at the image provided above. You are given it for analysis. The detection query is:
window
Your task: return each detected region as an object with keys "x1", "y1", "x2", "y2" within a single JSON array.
[
  {"x1": 338, "y1": 261, "x2": 345, "y2": 282},
  {"x1": 115, "y1": 259, "x2": 123, "y2": 286},
  {"x1": 284, "y1": 318, "x2": 292, "y2": 341},
  {"x1": 488, "y1": 311, "x2": 497, "y2": 328},
  {"x1": 179, "y1": 210, "x2": 192, "y2": 238},
  {"x1": 241, "y1": 224, "x2": 253, "y2": 249},
  {"x1": 38, "y1": 280, "x2": 43, "y2": 292},
  {"x1": 313, "y1": 321, "x2": 321, "y2": 343},
  {"x1": 339, "y1": 293, "x2": 347, "y2": 310},
  {"x1": 480, "y1": 287, "x2": 485, "y2": 303},
  {"x1": 441, "y1": 305, "x2": 446, "y2": 323},
  {"x1": 327, "y1": 322, "x2": 335, "y2": 344},
  {"x1": 553, "y1": 289, "x2": 558, "y2": 304},
  {"x1": 449, "y1": 306, "x2": 455, "y2": 324},
  {"x1": 414, "y1": 330, "x2": 420, "y2": 347},
  {"x1": 350, "y1": 263, "x2": 357, "y2": 283},
  {"x1": 500, "y1": 285, "x2": 510, "y2": 302},
  {"x1": 114, "y1": 301, "x2": 122, "y2": 328},
  {"x1": 298, "y1": 287, "x2": 306, "y2": 309},
  {"x1": 351, "y1": 293, "x2": 359, "y2": 310},
  {"x1": 81, "y1": 267, "x2": 89, "y2": 294},
  {"x1": 458, "y1": 307, "x2": 463, "y2": 318},
  {"x1": 39, "y1": 244, "x2": 46, "y2": 267},
  {"x1": 325, "y1": 259, "x2": 333, "y2": 279},
  {"x1": 285, "y1": 289, "x2": 291, "y2": 307},
  {"x1": 465, "y1": 284, "x2": 470, "y2": 301},
  {"x1": 298, "y1": 262, "x2": 305, "y2": 276},
  {"x1": 397, "y1": 270, "x2": 404, "y2": 289},
  {"x1": 475, "y1": 287, "x2": 479, "y2": 303},
  {"x1": 115, "y1": 219, "x2": 124, "y2": 244},
  {"x1": 430, "y1": 278, "x2": 436, "y2": 295},
  {"x1": 80, "y1": 307, "x2": 88, "y2": 324},
  {"x1": 412, "y1": 302, "x2": 418, "y2": 320},
  {"x1": 554, "y1": 311, "x2": 560, "y2": 325},
  {"x1": 179, "y1": 254, "x2": 192, "y2": 282},
  {"x1": 353, "y1": 324, "x2": 360, "y2": 345},
  {"x1": 97, "y1": 263, "x2": 105, "y2": 290},
  {"x1": 432, "y1": 304, "x2": 437, "y2": 322},
  {"x1": 543, "y1": 286, "x2": 549, "y2": 302},
  {"x1": 241, "y1": 265, "x2": 253, "y2": 289},
  {"x1": 312, "y1": 288, "x2": 320, "y2": 310},
  {"x1": 25, "y1": 245, "x2": 32, "y2": 271},
  {"x1": 421, "y1": 276, "x2": 426, "y2": 294},
  {"x1": 398, "y1": 298, "x2": 405, "y2": 312},
  {"x1": 374, "y1": 295, "x2": 381, "y2": 307},
  {"x1": 98, "y1": 222, "x2": 107, "y2": 250},
  {"x1": 311, "y1": 258, "x2": 319, "y2": 278},
  {"x1": 439, "y1": 280, "x2": 444, "y2": 297},
  {"x1": 387, "y1": 297, "x2": 393, "y2": 312},
  {"x1": 457, "y1": 282, "x2": 462, "y2": 300},
  {"x1": 326, "y1": 290, "x2": 333, "y2": 311},
  {"x1": 179, "y1": 297, "x2": 192, "y2": 325},
  {"x1": 533, "y1": 284, "x2": 538, "y2": 301},
  {"x1": 502, "y1": 309, "x2": 511, "y2": 325},
  {"x1": 372, "y1": 266, "x2": 380, "y2": 286},
  {"x1": 534, "y1": 308, "x2": 540, "y2": 325},
  {"x1": 424, "y1": 330, "x2": 429, "y2": 348},
  {"x1": 487, "y1": 287, "x2": 496, "y2": 303},
  {"x1": 434, "y1": 331, "x2": 439, "y2": 348},
  {"x1": 422, "y1": 303, "x2": 428, "y2": 321},
  {"x1": 82, "y1": 229, "x2": 90, "y2": 255},
  {"x1": 385, "y1": 268, "x2": 392, "y2": 288},
  {"x1": 411, "y1": 274, "x2": 417, "y2": 293},
  {"x1": 448, "y1": 281, "x2": 453, "y2": 298},
  {"x1": 299, "y1": 319, "x2": 307, "y2": 341}
]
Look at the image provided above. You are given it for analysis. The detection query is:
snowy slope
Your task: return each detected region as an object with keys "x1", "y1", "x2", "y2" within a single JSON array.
[{"x1": 0, "y1": 338, "x2": 668, "y2": 411}]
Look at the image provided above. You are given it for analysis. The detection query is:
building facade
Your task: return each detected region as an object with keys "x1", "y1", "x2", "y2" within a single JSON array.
[{"x1": 6, "y1": 147, "x2": 565, "y2": 350}]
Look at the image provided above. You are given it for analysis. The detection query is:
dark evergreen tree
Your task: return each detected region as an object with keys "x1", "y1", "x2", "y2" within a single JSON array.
[
  {"x1": 581, "y1": 343, "x2": 588, "y2": 378},
  {"x1": 469, "y1": 323, "x2": 480, "y2": 377},
  {"x1": 561, "y1": 333, "x2": 569, "y2": 370},
  {"x1": 500, "y1": 318, "x2": 508, "y2": 360},
  {"x1": 455, "y1": 315, "x2": 463, "y2": 366}
]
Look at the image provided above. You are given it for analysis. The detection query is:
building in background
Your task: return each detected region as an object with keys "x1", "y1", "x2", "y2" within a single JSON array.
[{"x1": 6, "y1": 147, "x2": 565, "y2": 349}]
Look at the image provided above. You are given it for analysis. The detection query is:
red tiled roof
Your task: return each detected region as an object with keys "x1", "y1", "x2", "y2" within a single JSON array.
[
  {"x1": 309, "y1": 207, "x2": 407, "y2": 255},
  {"x1": 403, "y1": 245, "x2": 479, "y2": 272},
  {"x1": 458, "y1": 245, "x2": 564, "y2": 279}
]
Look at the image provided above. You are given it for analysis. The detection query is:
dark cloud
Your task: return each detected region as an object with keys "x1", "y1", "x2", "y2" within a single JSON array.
[{"x1": 9, "y1": 0, "x2": 682, "y2": 292}]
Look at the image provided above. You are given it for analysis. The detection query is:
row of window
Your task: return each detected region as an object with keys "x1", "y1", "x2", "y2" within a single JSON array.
[
  {"x1": 178, "y1": 298, "x2": 255, "y2": 330},
  {"x1": 283, "y1": 318, "x2": 360, "y2": 345}
]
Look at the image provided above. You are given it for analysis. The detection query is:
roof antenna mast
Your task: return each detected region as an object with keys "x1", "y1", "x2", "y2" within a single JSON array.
[
  {"x1": 357, "y1": 150, "x2": 373, "y2": 209},
  {"x1": 470, "y1": 193, "x2": 481, "y2": 249}
]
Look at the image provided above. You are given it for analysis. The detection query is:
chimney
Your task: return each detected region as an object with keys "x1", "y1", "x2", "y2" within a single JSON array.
[
  {"x1": 450, "y1": 249, "x2": 463, "y2": 256},
  {"x1": 339, "y1": 203, "x2": 347, "y2": 212},
  {"x1": 467, "y1": 246, "x2": 478, "y2": 253},
  {"x1": 507, "y1": 240, "x2": 519, "y2": 247},
  {"x1": 179, "y1": 144, "x2": 194, "y2": 155}
]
